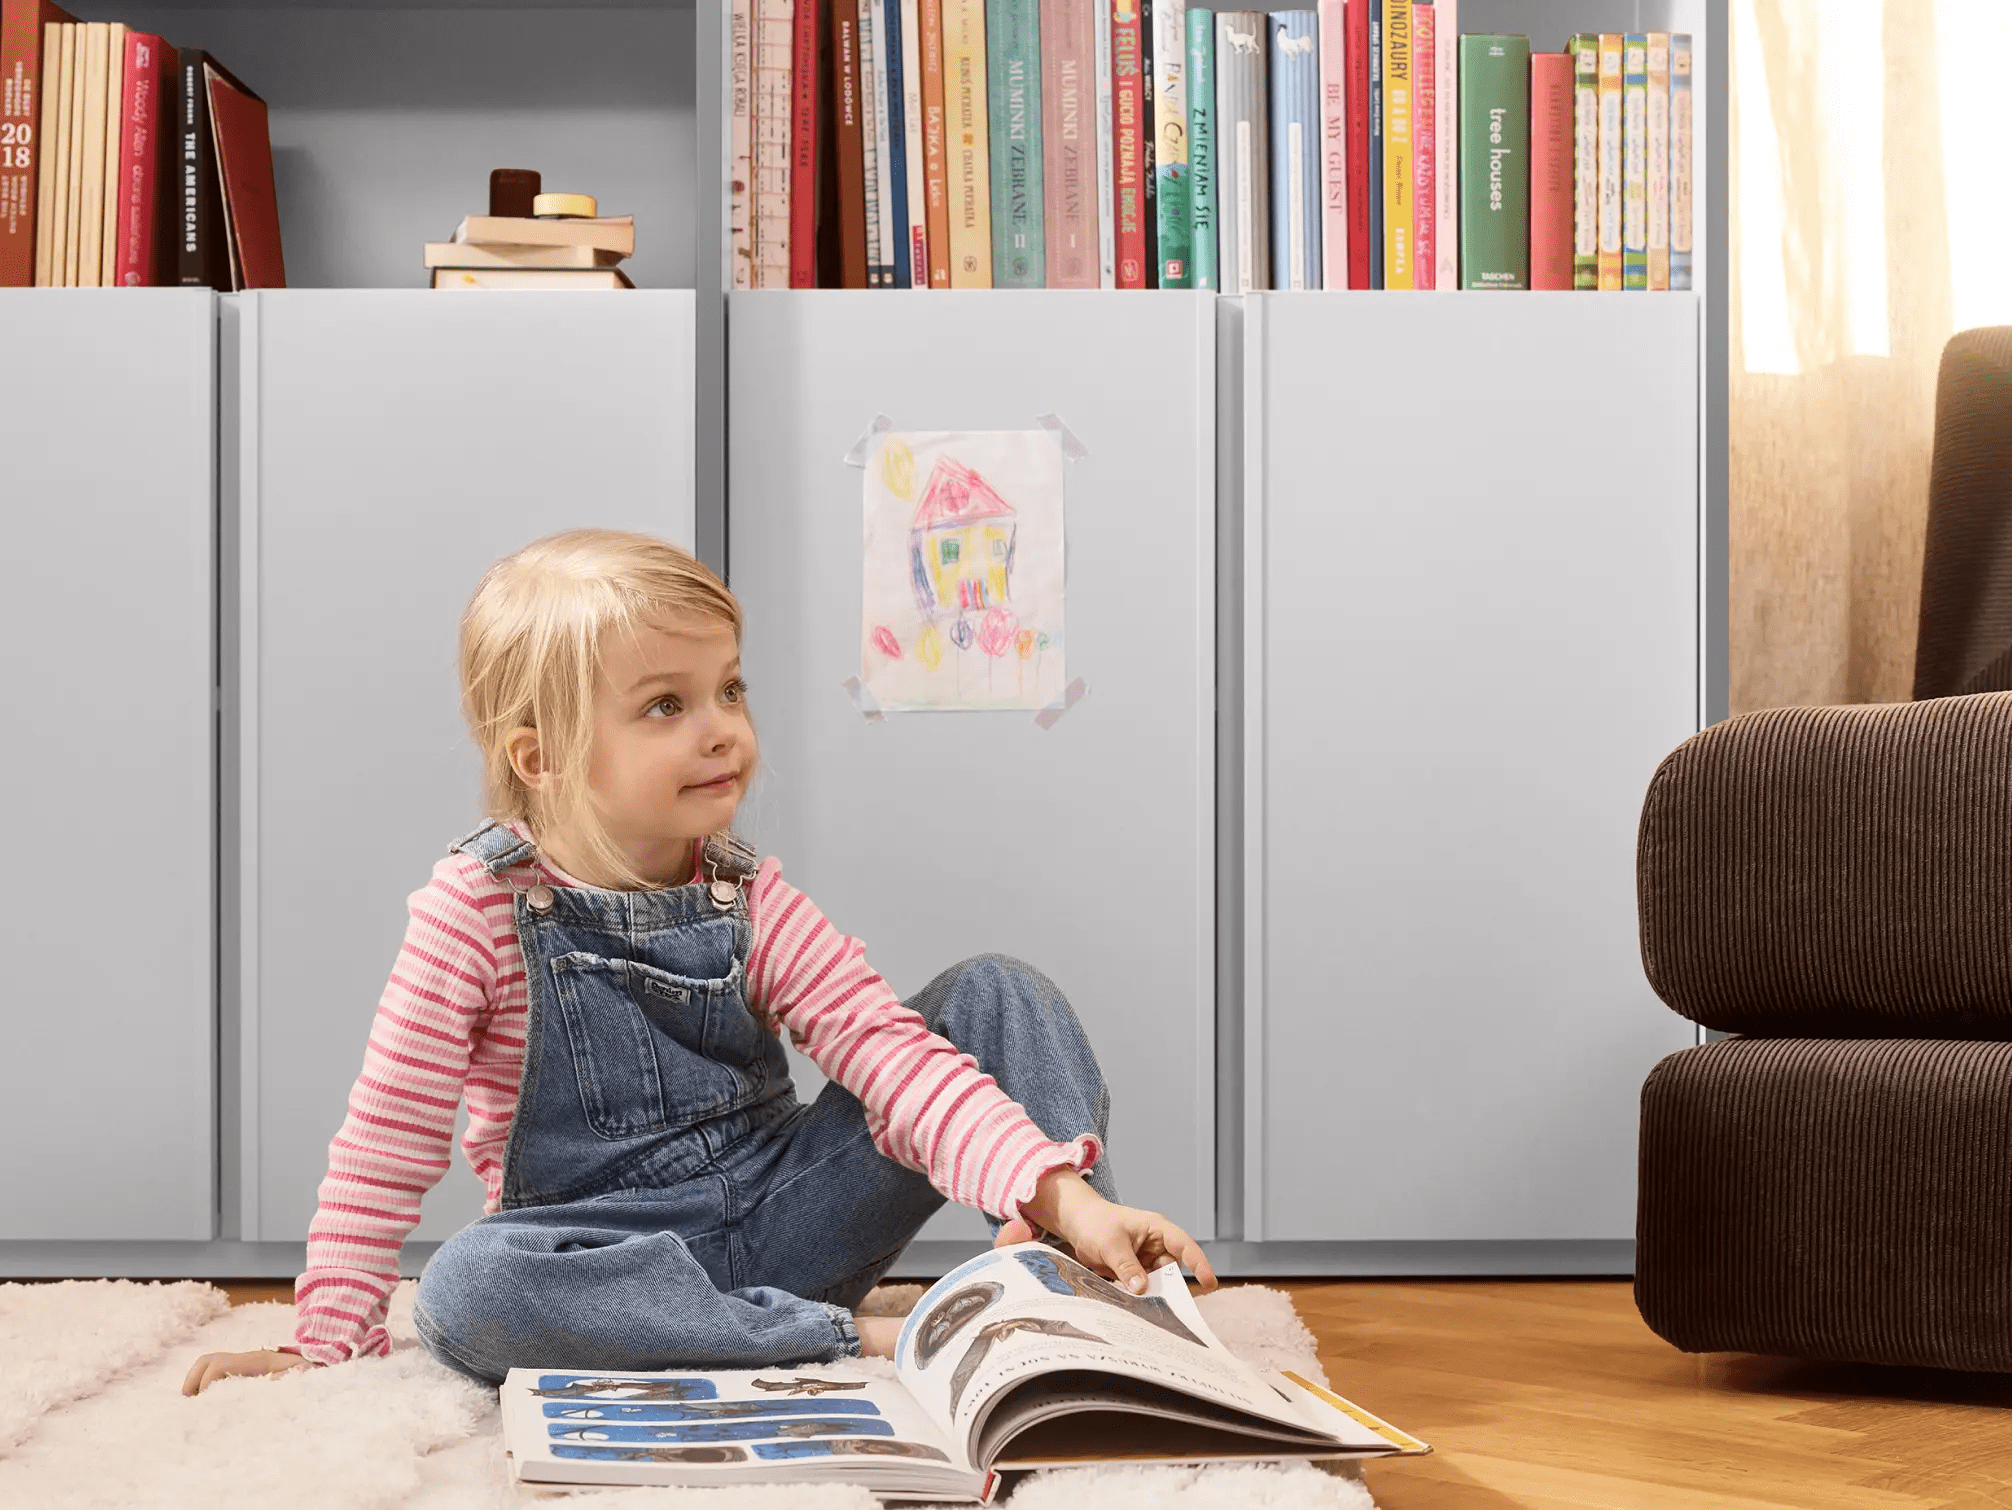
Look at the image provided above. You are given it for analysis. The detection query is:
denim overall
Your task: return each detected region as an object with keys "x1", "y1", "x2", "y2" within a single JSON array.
[{"x1": 411, "y1": 818, "x2": 1115, "y2": 1386}]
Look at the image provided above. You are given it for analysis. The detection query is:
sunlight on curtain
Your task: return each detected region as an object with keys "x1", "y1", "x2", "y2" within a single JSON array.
[
  {"x1": 1824, "y1": 0, "x2": 1887, "y2": 357},
  {"x1": 1938, "y1": 0, "x2": 2012, "y2": 332},
  {"x1": 1735, "y1": 0, "x2": 1797, "y2": 374}
]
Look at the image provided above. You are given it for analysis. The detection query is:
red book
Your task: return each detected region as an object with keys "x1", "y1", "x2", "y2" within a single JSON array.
[
  {"x1": 919, "y1": 0, "x2": 950, "y2": 286},
  {"x1": 1529, "y1": 50, "x2": 1573, "y2": 289},
  {"x1": 1412, "y1": 1, "x2": 1433, "y2": 288},
  {"x1": 829, "y1": 0, "x2": 868, "y2": 287},
  {"x1": 1111, "y1": 0, "x2": 1145, "y2": 288},
  {"x1": 113, "y1": 31, "x2": 170, "y2": 286},
  {"x1": 0, "y1": 0, "x2": 78, "y2": 285},
  {"x1": 789, "y1": 0, "x2": 818, "y2": 285},
  {"x1": 1344, "y1": 0, "x2": 1370, "y2": 289},
  {"x1": 207, "y1": 65, "x2": 285, "y2": 288}
]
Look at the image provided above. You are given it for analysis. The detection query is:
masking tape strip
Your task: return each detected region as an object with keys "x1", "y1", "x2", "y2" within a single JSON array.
[
  {"x1": 1032, "y1": 676, "x2": 1089, "y2": 729},
  {"x1": 841, "y1": 676, "x2": 886, "y2": 723},
  {"x1": 1034, "y1": 412, "x2": 1091, "y2": 461},
  {"x1": 843, "y1": 413, "x2": 896, "y2": 467}
]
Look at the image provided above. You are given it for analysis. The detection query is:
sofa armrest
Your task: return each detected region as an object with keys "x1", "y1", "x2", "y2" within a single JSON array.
[{"x1": 1638, "y1": 692, "x2": 2012, "y2": 1036}]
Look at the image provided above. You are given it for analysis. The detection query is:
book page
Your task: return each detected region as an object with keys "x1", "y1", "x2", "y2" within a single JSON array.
[
  {"x1": 894, "y1": 1243, "x2": 1327, "y2": 1450},
  {"x1": 500, "y1": 1364, "x2": 976, "y2": 1490}
]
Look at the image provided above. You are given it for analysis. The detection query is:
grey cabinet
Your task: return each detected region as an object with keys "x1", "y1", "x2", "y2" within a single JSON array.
[
  {"x1": 1235, "y1": 293, "x2": 1701, "y2": 1251},
  {"x1": 227, "y1": 290, "x2": 698, "y2": 1243},
  {"x1": 0, "y1": 290, "x2": 217, "y2": 1240},
  {"x1": 727, "y1": 291, "x2": 1219, "y2": 1245}
]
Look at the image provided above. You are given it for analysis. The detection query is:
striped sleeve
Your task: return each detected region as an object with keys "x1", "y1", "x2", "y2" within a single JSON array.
[
  {"x1": 745, "y1": 860, "x2": 1099, "y2": 1221},
  {"x1": 292, "y1": 861, "x2": 503, "y2": 1366}
]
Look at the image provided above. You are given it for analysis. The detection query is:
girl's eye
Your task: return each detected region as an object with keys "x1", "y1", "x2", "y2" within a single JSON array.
[
  {"x1": 724, "y1": 679, "x2": 749, "y2": 704},
  {"x1": 648, "y1": 696, "x2": 682, "y2": 718}
]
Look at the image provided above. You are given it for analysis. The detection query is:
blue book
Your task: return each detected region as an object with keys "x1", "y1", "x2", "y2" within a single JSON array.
[
  {"x1": 1267, "y1": 11, "x2": 1320, "y2": 288},
  {"x1": 1187, "y1": 7, "x2": 1217, "y2": 289},
  {"x1": 987, "y1": 0, "x2": 1047, "y2": 286},
  {"x1": 1368, "y1": 0, "x2": 1383, "y2": 286},
  {"x1": 885, "y1": 0, "x2": 912, "y2": 286}
]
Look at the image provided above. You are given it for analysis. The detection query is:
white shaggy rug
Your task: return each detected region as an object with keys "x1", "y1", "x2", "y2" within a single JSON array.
[{"x1": 0, "y1": 1277, "x2": 1379, "y2": 1510}]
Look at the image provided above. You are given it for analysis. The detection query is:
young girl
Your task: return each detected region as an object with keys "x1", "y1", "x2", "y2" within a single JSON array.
[{"x1": 183, "y1": 528, "x2": 1212, "y2": 1395}]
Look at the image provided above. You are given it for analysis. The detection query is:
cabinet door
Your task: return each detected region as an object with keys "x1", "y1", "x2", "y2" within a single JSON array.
[
  {"x1": 1243, "y1": 293, "x2": 1700, "y2": 1243},
  {"x1": 728, "y1": 291, "x2": 1217, "y2": 1244},
  {"x1": 231, "y1": 291, "x2": 697, "y2": 1243},
  {"x1": 0, "y1": 290, "x2": 217, "y2": 1240}
]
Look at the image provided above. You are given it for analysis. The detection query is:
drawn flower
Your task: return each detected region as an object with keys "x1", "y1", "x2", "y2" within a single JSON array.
[
  {"x1": 917, "y1": 625, "x2": 944, "y2": 670},
  {"x1": 977, "y1": 607, "x2": 1019, "y2": 658},
  {"x1": 879, "y1": 438, "x2": 917, "y2": 500},
  {"x1": 950, "y1": 619, "x2": 976, "y2": 651},
  {"x1": 871, "y1": 625, "x2": 902, "y2": 660}
]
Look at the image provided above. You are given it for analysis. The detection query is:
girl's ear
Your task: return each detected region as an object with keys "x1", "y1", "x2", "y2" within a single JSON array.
[{"x1": 504, "y1": 727, "x2": 546, "y2": 790}]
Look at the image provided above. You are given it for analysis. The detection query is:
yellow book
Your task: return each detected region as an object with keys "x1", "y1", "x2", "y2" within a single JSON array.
[
  {"x1": 74, "y1": 20, "x2": 106, "y2": 287},
  {"x1": 32, "y1": 21, "x2": 62, "y2": 285},
  {"x1": 58, "y1": 22, "x2": 79, "y2": 283},
  {"x1": 1381, "y1": 0, "x2": 1413, "y2": 287},
  {"x1": 1596, "y1": 32, "x2": 1622, "y2": 290},
  {"x1": 940, "y1": 0, "x2": 993, "y2": 287},
  {"x1": 97, "y1": 22, "x2": 124, "y2": 285}
]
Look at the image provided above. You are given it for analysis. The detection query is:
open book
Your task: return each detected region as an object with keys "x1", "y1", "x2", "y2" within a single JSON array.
[{"x1": 501, "y1": 1241, "x2": 1428, "y2": 1501}]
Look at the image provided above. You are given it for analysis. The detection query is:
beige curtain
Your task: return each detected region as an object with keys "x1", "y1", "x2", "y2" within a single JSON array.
[{"x1": 1730, "y1": 0, "x2": 1954, "y2": 712}]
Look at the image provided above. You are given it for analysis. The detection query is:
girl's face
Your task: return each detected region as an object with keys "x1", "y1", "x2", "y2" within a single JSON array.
[{"x1": 576, "y1": 614, "x2": 755, "y2": 884}]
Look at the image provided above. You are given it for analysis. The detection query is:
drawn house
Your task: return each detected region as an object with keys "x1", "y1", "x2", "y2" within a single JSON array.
[{"x1": 909, "y1": 458, "x2": 1017, "y2": 617}]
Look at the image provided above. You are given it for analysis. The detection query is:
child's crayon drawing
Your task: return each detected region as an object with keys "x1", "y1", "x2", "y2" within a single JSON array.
[
  {"x1": 548, "y1": 1418, "x2": 896, "y2": 1445},
  {"x1": 861, "y1": 429, "x2": 1067, "y2": 712},
  {"x1": 752, "y1": 1438, "x2": 953, "y2": 1462},
  {"x1": 545, "y1": 1397, "x2": 881, "y2": 1421}
]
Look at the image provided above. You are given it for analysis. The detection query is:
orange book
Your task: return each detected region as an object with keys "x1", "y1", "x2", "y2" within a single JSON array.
[
  {"x1": 919, "y1": 0, "x2": 951, "y2": 285},
  {"x1": 1528, "y1": 51, "x2": 1572, "y2": 289},
  {"x1": 0, "y1": 0, "x2": 78, "y2": 285}
]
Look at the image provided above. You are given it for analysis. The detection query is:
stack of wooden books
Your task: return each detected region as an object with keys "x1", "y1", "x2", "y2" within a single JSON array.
[{"x1": 426, "y1": 195, "x2": 637, "y2": 290}]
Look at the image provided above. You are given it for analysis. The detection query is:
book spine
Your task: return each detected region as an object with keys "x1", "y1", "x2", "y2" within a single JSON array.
[
  {"x1": 1457, "y1": 33, "x2": 1527, "y2": 289},
  {"x1": 832, "y1": 2, "x2": 870, "y2": 287},
  {"x1": 1187, "y1": 6, "x2": 1216, "y2": 289},
  {"x1": 1, "y1": 0, "x2": 68, "y2": 287},
  {"x1": 1596, "y1": 33, "x2": 1620, "y2": 290},
  {"x1": 96, "y1": 21, "x2": 120, "y2": 284},
  {"x1": 942, "y1": 0, "x2": 994, "y2": 285},
  {"x1": 75, "y1": 21, "x2": 103, "y2": 287},
  {"x1": 1646, "y1": 31, "x2": 1668, "y2": 291},
  {"x1": 1214, "y1": 10, "x2": 1267, "y2": 292},
  {"x1": 986, "y1": 0, "x2": 1043, "y2": 285},
  {"x1": 1412, "y1": 0, "x2": 1433, "y2": 288},
  {"x1": 1529, "y1": 50, "x2": 1571, "y2": 289},
  {"x1": 1670, "y1": 33, "x2": 1692, "y2": 290},
  {"x1": 1433, "y1": 0, "x2": 1456, "y2": 289},
  {"x1": 755, "y1": 0, "x2": 794, "y2": 288},
  {"x1": 1380, "y1": 0, "x2": 1410, "y2": 287},
  {"x1": 1111, "y1": 0, "x2": 1145, "y2": 286},
  {"x1": 790, "y1": 0, "x2": 820, "y2": 285},
  {"x1": 1139, "y1": 0, "x2": 1156, "y2": 283},
  {"x1": 883, "y1": 0, "x2": 911, "y2": 285},
  {"x1": 1366, "y1": 0, "x2": 1381, "y2": 286},
  {"x1": 31, "y1": 19, "x2": 63, "y2": 285},
  {"x1": 859, "y1": 0, "x2": 885, "y2": 286},
  {"x1": 1345, "y1": 0, "x2": 1367, "y2": 286},
  {"x1": 1268, "y1": 10, "x2": 1318, "y2": 290},
  {"x1": 1154, "y1": 0, "x2": 1190, "y2": 285},
  {"x1": 901, "y1": 0, "x2": 928, "y2": 285},
  {"x1": 1317, "y1": 0, "x2": 1346, "y2": 289},
  {"x1": 114, "y1": 31, "x2": 165, "y2": 286},
  {"x1": 730, "y1": 0, "x2": 754, "y2": 288},
  {"x1": 921, "y1": 0, "x2": 952, "y2": 285},
  {"x1": 1093, "y1": 0, "x2": 1116, "y2": 283},
  {"x1": 1568, "y1": 32, "x2": 1596, "y2": 289},
  {"x1": 1622, "y1": 33, "x2": 1645, "y2": 289},
  {"x1": 50, "y1": 24, "x2": 73, "y2": 284},
  {"x1": 1041, "y1": 0, "x2": 1098, "y2": 287},
  {"x1": 65, "y1": 22, "x2": 84, "y2": 284}
]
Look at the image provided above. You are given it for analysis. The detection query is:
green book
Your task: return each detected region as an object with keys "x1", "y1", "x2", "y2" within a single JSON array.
[
  {"x1": 1621, "y1": 32, "x2": 1647, "y2": 289},
  {"x1": 1154, "y1": 0, "x2": 1193, "y2": 285},
  {"x1": 1569, "y1": 32, "x2": 1599, "y2": 290},
  {"x1": 1187, "y1": 6, "x2": 1217, "y2": 289},
  {"x1": 1458, "y1": 33, "x2": 1529, "y2": 290},
  {"x1": 987, "y1": 0, "x2": 1046, "y2": 285}
]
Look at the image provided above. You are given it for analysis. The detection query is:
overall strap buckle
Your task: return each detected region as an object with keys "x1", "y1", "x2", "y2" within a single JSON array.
[{"x1": 447, "y1": 817, "x2": 540, "y2": 876}]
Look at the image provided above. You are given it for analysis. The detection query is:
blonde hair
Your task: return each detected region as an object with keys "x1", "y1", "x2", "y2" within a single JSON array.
[{"x1": 458, "y1": 528, "x2": 747, "y2": 891}]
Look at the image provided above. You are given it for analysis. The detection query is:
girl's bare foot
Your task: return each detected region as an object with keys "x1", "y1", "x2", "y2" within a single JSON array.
[{"x1": 855, "y1": 1314, "x2": 904, "y2": 1358}]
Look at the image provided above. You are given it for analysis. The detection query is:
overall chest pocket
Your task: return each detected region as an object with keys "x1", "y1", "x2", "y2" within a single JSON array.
[{"x1": 548, "y1": 953, "x2": 767, "y2": 1140}]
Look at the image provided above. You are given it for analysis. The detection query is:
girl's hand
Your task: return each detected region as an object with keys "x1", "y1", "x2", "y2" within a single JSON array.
[
  {"x1": 1002, "y1": 1168, "x2": 1218, "y2": 1295},
  {"x1": 180, "y1": 1348, "x2": 315, "y2": 1396}
]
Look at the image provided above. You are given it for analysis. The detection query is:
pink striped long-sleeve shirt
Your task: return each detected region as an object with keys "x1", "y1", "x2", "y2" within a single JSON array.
[{"x1": 292, "y1": 832, "x2": 1099, "y2": 1365}]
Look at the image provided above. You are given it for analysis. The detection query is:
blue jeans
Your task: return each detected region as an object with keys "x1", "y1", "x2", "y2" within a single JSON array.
[{"x1": 411, "y1": 954, "x2": 1114, "y2": 1386}]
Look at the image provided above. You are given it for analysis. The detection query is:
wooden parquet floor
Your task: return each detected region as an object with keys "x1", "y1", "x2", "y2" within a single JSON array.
[{"x1": 216, "y1": 1277, "x2": 2012, "y2": 1507}]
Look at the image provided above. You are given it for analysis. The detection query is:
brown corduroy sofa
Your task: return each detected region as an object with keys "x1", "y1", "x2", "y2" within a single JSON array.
[{"x1": 1633, "y1": 693, "x2": 2012, "y2": 1372}]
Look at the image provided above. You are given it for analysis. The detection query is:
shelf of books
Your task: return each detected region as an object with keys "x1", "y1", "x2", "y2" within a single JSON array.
[{"x1": 716, "y1": 0, "x2": 1716, "y2": 298}]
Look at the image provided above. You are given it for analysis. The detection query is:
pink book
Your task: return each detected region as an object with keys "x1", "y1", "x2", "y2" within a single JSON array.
[
  {"x1": 1412, "y1": 1, "x2": 1434, "y2": 287},
  {"x1": 1041, "y1": 0, "x2": 1098, "y2": 286},
  {"x1": 1318, "y1": 0, "x2": 1347, "y2": 288},
  {"x1": 1530, "y1": 50, "x2": 1574, "y2": 289},
  {"x1": 113, "y1": 30, "x2": 169, "y2": 286}
]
